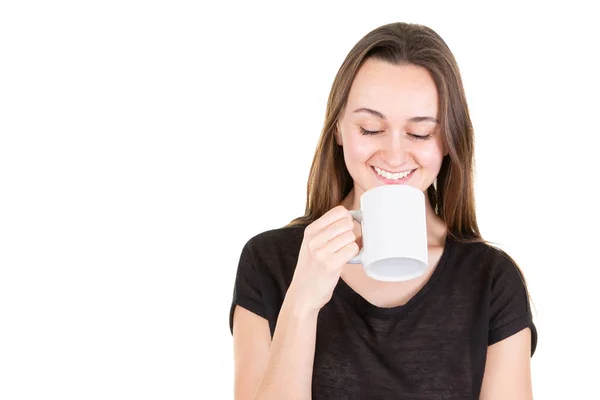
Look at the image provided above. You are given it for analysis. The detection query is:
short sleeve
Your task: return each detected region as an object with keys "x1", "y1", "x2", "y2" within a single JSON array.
[
  {"x1": 229, "y1": 241, "x2": 268, "y2": 335},
  {"x1": 488, "y1": 254, "x2": 538, "y2": 356}
]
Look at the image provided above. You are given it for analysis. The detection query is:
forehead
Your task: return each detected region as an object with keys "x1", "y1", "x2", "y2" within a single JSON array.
[{"x1": 345, "y1": 59, "x2": 439, "y2": 121}]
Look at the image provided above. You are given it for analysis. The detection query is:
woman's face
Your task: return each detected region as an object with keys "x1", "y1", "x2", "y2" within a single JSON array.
[{"x1": 336, "y1": 59, "x2": 448, "y2": 199}]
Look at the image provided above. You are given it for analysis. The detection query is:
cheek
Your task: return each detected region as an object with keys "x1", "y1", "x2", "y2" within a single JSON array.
[
  {"x1": 344, "y1": 134, "x2": 377, "y2": 162},
  {"x1": 416, "y1": 142, "x2": 445, "y2": 166}
]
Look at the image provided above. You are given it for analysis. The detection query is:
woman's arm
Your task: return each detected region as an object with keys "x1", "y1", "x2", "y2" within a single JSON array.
[
  {"x1": 233, "y1": 206, "x2": 359, "y2": 400},
  {"x1": 232, "y1": 306, "x2": 271, "y2": 400},
  {"x1": 479, "y1": 327, "x2": 533, "y2": 400},
  {"x1": 232, "y1": 298, "x2": 319, "y2": 400}
]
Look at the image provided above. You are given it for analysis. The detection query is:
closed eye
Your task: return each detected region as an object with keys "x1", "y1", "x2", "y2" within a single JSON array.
[
  {"x1": 359, "y1": 127, "x2": 431, "y2": 141},
  {"x1": 359, "y1": 127, "x2": 383, "y2": 135},
  {"x1": 408, "y1": 133, "x2": 431, "y2": 141}
]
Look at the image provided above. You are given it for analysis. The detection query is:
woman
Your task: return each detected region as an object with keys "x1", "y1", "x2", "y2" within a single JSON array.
[{"x1": 229, "y1": 22, "x2": 537, "y2": 399}]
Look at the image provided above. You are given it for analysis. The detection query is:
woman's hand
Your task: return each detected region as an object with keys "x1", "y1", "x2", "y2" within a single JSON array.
[{"x1": 286, "y1": 205, "x2": 360, "y2": 315}]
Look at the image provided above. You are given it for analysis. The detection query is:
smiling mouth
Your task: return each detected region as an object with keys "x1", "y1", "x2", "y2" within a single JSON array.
[{"x1": 372, "y1": 166, "x2": 416, "y2": 183}]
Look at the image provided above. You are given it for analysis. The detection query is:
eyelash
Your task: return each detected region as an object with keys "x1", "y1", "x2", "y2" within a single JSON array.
[{"x1": 359, "y1": 127, "x2": 432, "y2": 141}]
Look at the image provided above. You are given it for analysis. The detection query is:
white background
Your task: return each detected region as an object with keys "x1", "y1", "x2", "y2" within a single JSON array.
[{"x1": 1, "y1": 1, "x2": 598, "y2": 399}]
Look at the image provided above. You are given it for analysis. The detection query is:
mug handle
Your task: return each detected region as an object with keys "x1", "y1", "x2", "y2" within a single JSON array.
[{"x1": 347, "y1": 210, "x2": 363, "y2": 264}]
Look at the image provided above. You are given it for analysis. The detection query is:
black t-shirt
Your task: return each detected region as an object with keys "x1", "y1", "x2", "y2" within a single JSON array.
[{"x1": 229, "y1": 223, "x2": 538, "y2": 399}]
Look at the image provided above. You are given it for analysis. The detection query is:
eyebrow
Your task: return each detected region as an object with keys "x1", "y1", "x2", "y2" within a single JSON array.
[{"x1": 353, "y1": 107, "x2": 439, "y2": 124}]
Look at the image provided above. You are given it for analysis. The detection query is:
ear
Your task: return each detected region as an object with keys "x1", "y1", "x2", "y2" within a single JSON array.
[{"x1": 334, "y1": 123, "x2": 343, "y2": 146}]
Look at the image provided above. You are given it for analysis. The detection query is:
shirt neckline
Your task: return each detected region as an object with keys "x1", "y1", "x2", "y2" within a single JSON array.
[{"x1": 336, "y1": 233, "x2": 454, "y2": 317}]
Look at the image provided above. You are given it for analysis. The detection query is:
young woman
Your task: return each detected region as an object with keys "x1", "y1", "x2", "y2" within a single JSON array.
[{"x1": 229, "y1": 22, "x2": 537, "y2": 399}]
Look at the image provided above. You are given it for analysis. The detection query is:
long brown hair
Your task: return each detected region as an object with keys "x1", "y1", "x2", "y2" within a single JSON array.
[{"x1": 283, "y1": 22, "x2": 534, "y2": 309}]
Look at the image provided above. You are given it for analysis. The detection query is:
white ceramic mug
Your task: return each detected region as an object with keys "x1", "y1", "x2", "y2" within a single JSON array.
[{"x1": 348, "y1": 184, "x2": 428, "y2": 282}]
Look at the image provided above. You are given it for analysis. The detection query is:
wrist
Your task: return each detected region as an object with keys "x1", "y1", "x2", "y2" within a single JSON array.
[{"x1": 282, "y1": 288, "x2": 321, "y2": 320}]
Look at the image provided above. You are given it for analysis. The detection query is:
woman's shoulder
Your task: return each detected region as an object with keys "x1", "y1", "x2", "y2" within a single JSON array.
[
  {"x1": 237, "y1": 223, "x2": 309, "y2": 281},
  {"x1": 451, "y1": 235, "x2": 527, "y2": 282},
  {"x1": 450, "y1": 235, "x2": 518, "y2": 268},
  {"x1": 243, "y1": 222, "x2": 308, "y2": 256}
]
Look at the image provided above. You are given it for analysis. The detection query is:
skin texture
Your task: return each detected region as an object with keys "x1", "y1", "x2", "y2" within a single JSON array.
[{"x1": 335, "y1": 59, "x2": 448, "y2": 240}]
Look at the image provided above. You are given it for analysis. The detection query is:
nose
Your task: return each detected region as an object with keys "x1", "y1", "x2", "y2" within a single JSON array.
[{"x1": 380, "y1": 132, "x2": 409, "y2": 165}]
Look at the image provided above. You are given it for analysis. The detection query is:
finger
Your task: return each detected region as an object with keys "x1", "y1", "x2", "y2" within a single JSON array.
[
  {"x1": 311, "y1": 215, "x2": 354, "y2": 250},
  {"x1": 323, "y1": 229, "x2": 356, "y2": 254},
  {"x1": 330, "y1": 241, "x2": 360, "y2": 267},
  {"x1": 307, "y1": 205, "x2": 351, "y2": 234}
]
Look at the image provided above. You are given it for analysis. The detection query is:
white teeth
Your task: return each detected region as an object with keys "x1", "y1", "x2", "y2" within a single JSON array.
[{"x1": 374, "y1": 166, "x2": 413, "y2": 180}]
